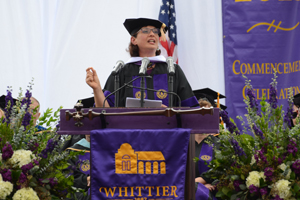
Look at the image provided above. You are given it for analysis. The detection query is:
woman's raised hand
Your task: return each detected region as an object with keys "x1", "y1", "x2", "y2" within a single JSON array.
[{"x1": 86, "y1": 67, "x2": 101, "y2": 90}]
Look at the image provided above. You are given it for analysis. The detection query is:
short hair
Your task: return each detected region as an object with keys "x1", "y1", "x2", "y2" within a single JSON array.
[
  {"x1": 0, "y1": 108, "x2": 5, "y2": 118},
  {"x1": 198, "y1": 99, "x2": 212, "y2": 108}
]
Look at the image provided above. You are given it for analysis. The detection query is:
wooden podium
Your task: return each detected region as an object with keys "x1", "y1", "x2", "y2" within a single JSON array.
[{"x1": 58, "y1": 106, "x2": 220, "y2": 200}]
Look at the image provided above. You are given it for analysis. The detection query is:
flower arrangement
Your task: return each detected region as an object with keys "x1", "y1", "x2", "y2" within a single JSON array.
[
  {"x1": 0, "y1": 80, "x2": 84, "y2": 200},
  {"x1": 205, "y1": 72, "x2": 300, "y2": 200}
]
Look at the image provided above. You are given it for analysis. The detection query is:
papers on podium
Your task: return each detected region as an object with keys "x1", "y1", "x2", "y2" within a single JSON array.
[{"x1": 126, "y1": 97, "x2": 162, "y2": 108}]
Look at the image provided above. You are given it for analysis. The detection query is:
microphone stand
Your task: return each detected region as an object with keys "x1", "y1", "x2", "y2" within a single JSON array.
[
  {"x1": 168, "y1": 75, "x2": 174, "y2": 107},
  {"x1": 114, "y1": 75, "x2": 119, "y2": 107},
  {"x1": 103, "y1": 76, "x2": 152, "y2": 108},
  {"x1": 140, "y1": 76, "x2": 145, "y2": 107}
]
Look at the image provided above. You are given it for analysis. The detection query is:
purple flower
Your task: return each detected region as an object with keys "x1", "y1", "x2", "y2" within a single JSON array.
[
  {"x1": 268, "y1": 84, "x2": 278, "y2": 109},
  {"x1": 292, "y1": 159, "x2": 300, "y2": 175},
  {"x1": 233, "y1": 180, "x2": 243, "y2": 191},
  {"x1": 21, "y1": 90, "x2": 32, "y2": 112},
  {"x1": 284, "y1": 102, "x2": 294, "y2": 128},
  {"x1": 1, "y1": 169, "x2": 12, "y2": 182},
  {"x1": 220, "y1": 110, "x2": 241, "y2": 135},
  {"x1": 260, "y1": 187, "x2": 268, "y2": 196},
  {"x1": 18, "y1": 172, "x2": 27, "y2": 184},
  {"x1": 21, "y1": 163, "x2": 34, "y2": 174},
  {"x1": 49, "y1": 177, "x2": 58, "y2": 187},
  {"x1": 21, "y1": 112, "x2": 32, "y2": 129},
  {"x1": 273, "y1": 195, "x2": 283, "y2": 200},
  {"x1": 249, "y1": 184, "x2": 259, "y2": 194},
  {"x1": 4, "y1": 89, "x2": 14, "y2": 123},
  {"x1": 264, "y1": 167, "x2": 274, "y2": 181},
  {"x1": 33, "y1": 159, "x2": 39, "y2": 166},
  {"x1": 39, "y1": 138, "x2": 57, "y2": 159},
  {"x1": 287, "y1": 139, "x2": 298, "y2": 156},
  {"x1": 2, "y1": 143, "x2": 14, "y2": 160},
  {"x1": 230, "y1": 138, "x2": 246, "y2": 157},
  {"x1": 28, "y1": 141, "x2": 39, "y2": 152},
  {"x1": 252, "y1": 124, "x2": 265, "y2": 139}
]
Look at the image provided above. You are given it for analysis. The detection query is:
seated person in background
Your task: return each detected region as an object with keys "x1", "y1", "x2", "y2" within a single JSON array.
[
  {"x1": 0, "y1": 108, "x2": 5, "y2": 119},
  {"x1": 193, "y1": 88, "x2": 225, "y2": 200},
  {"x1": 28, "y1": 97, "x2": 46, "y2": 132},
  {"x1": 86, "y1": 18, "x2": 198, "y2": 108},
  {"x1": 66, "y1": 134, "x2": 90, "y2": 200},
  {"x1": 292, "y1": 93, "x2": 300, "y2": 126}
]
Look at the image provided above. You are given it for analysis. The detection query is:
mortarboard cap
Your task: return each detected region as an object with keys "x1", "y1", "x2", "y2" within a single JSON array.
[
  {"x1": 77, "y1": 97, "x2": 95, "y2": 108},
  {"x1": 193, "y1": 88, "x2": 225, "y2": 107},
  {"x1": 0, "y1": 95, "x2": 18, "y2": 110},
  {"x1": 219, "y1": 104, "x2": 227, "y2": 111},
  {"x1": 294, "y1": 93, "x2": 300, "y2": 107},
  {"x1": 123, "y1": 18, "x2": 168, "y2": 38}
]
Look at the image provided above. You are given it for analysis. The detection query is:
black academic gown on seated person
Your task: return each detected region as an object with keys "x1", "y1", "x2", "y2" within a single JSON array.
[
  {"x1": 66, "y1": 143, "x2": 90, "y2": 200},
  {"x1": 103, "y1": 62, "x2": 199, "y2": 107},
  {"x1": 195, "y1": 135, "x2": 220, "y2": 200}
]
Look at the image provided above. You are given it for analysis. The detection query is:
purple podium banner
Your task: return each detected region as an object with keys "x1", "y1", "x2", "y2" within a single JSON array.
[
  {"x1": 90, "y1": 128, "x2": 190, "y2": 200},
  {"x1": 223, "y1": 0, "x2": 300, "y2": 130}
]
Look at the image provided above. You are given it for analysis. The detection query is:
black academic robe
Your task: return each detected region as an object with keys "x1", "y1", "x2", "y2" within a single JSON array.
[
  {"x1": 195, "y1": 135, "x2": 220, "y2": 200},
  {"x1": 103, "y1": 62, "x2": 199, "y2": 107},
  {"x1": 67, "y1": 143, "x2": 90, "y2": 200}
]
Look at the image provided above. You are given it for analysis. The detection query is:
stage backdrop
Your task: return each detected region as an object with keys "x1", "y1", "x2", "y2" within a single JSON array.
[{"x1": 223, "y1": 0, "x2": 300, "y2": 130}]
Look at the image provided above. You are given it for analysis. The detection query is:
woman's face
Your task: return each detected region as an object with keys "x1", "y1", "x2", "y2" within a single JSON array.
[{"x1": 131, "y1": 25, "x2": 159, "y2": 56}]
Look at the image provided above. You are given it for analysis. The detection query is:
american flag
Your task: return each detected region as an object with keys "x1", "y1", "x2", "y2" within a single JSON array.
[{"x1": 159, "y1": 0, "x2": 178, "y2": 63}]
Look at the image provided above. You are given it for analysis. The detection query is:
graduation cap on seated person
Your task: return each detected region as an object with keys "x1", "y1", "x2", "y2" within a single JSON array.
[
  {"x1": 77, "y1": 97, "x2": 95, "y2": 108},
  {"x1": 123, "y1": 18, "x2": 168, "y2": 40},
  {"x1": 294, "y1": 93, "x2": 300, "y2": 107},
  {"x1": 0, "y1": 95, "x2": 18, "y2": 110},
  {"x1": 193, "y1": 88, "x2": 226, "y2": 108}
]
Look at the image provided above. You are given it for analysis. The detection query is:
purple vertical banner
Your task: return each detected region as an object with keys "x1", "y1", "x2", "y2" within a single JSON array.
[
  {"x1": 223, "y1": 0, "x2": 300, "y2": 130},
  {"x1": 90, "y1": 128, "x2": 190, "y2": 200}
]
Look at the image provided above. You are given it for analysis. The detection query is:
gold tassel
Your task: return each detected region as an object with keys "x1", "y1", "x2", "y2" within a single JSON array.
[{"x1": 160, "y1": 23, "x2": 167, "y2": 42}]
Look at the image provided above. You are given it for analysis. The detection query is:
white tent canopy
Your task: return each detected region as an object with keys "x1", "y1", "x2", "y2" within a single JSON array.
[{"x1": 0, "y1": 0, "x2": 224, "y2": 113}]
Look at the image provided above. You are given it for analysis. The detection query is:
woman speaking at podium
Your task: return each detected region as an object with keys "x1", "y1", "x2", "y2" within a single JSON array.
[{"x1": 86, "y1": 18, "x2": 198, "y2": 108}]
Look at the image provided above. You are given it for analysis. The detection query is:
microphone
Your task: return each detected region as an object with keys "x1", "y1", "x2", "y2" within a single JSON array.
[
  {"x1": 103, "y1": 75, "x2": 152, "y2": 107},
  {"x1": 139, "y1": 57, "x2": 150, "y2": 75},
  {"x1": 166, "y1": 57, "x2": 175, "y2": 75},
  {"x1": 111, "y1": 60, "x2": 124, "y2": 76}
]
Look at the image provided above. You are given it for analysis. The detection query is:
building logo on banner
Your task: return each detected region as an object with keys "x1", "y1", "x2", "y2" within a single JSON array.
[
  {"x1": 135, "y1": 91, "x2": 146, "y2": 99},
  {"x1": 156, "y1": 89, "x2": 168, "y2": 99},
  {"x1": 115, "y1": 143, "x2": 166, "y2": 174}
]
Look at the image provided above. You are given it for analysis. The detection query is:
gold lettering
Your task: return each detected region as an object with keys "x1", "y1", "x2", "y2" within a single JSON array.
[
  {"x1": 262, "y1": 89, "x2": 267, "y2": 99},
  {"x1": 135, "y1": 186, "x2": 144, "y2": 197},
  {"x1": 99, "y1": 187, "x2": 116, "y2": 197},
  {"x1": 289, "y1": 62, "x2": 294, "y2": 73},
  {"x1": 284, "y1": 88, "x2": 289, "y2": 99},
  {"x1": 265, "y1": 63, "x2": 270, "y2": 74},
  {"x1": 130, "y1": 187, "x2": 134, "y2": 197},
  {"x1": 233, "y1": 60, "x2": 240, "y2": 75},
  {"x1": 270, "y1": 63, "x2": 276, "y2": 74},
  {"x1": 241, "y1": 63, "x2": 247, "y2": 74},
  {"x1": 170, "y1": 186, "x2": 178, "y2": 197},
  {"x1": 295, "y1": 61, "x2": 299, "y2": 72},
  {"x1": 156, "y1": 186, "x2": 160, "y2": 196},
  {"x1": 118, "y1": 187, "x2": 128, "y2": 197},
  {"x1": 255, "y1": 89, "x2": 261, "y2": 100},
  {"x1": 145, "y1": 186, "x2": 154, "y2": 197},
  {"x1": 277, "y1": 63, "x2": 283, "y2": 74},
  {"x1": 284, "y1": 63, "x2": 288, "y2": 73},
  {"x1": 242, "y1": 85, "x2": 247, "y2": 99},
  {"x1": 279, "y1": 89, "x2": 285, "y2": 99},
  {"x1": 247, "y1": 63, "x2": 256, "y2": 74},
  {"x1": 257, "y1": 63, "x2": 264, "y2": 74},
  {"x1": 294, "y1": 86, "x2": 300, "y2": 95},
  {"x1": 162, "y1": 186, "x2": 170, "y2": 196}
]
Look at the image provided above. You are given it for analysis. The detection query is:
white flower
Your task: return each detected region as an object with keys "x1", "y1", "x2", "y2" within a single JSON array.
[
  {"x1": 250, "y1": 155, "x2": 256, "y2": 165},
  {"x1": 278, "y1": 163, "x2": 291, "y2": 179},
  {"x1": 12, "y1": 187, "x2": 39, "y2": 200},
  {"x1": 246, "y1": 171, "x2": 265, "y2": 188},
  {"x1": 0, "y1": 174, "x2": 14, "y2": 199},
  {"x1": 272, "y1": 179, "x2": 292, "y2": 199},
  {"x1": 9, "y1": 149, "x2": 35, "y2": 168}
]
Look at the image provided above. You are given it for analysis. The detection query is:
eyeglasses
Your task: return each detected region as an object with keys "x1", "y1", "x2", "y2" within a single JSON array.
[{"x1": 138, "y1": 27, "x2": 160, "y2": 35}]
